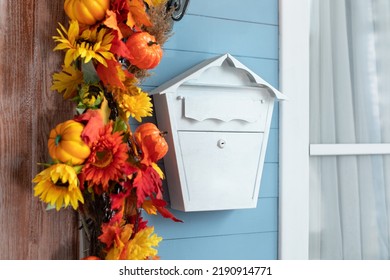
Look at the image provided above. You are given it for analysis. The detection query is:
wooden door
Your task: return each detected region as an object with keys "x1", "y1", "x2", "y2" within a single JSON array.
[{"x1": 0, "y1": 0, "x2": 79, "y2": 259}]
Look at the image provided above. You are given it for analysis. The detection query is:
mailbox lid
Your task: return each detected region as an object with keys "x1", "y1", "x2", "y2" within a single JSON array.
[
  {"x1": 177, "y1": 131, "x2": 264, "y2": 211},
  {"x1": 173, "y1": 84, "x2": 272, "y2": 132}
]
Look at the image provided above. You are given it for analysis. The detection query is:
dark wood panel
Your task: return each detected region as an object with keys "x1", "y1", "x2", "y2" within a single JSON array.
[{"x1": 0, "y1": 0, "x2": 79, "y2": 259}]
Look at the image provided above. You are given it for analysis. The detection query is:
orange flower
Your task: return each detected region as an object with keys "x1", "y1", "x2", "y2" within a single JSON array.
[{"x1": 83, "y1": 123, "x2": 128, "y2": 192}]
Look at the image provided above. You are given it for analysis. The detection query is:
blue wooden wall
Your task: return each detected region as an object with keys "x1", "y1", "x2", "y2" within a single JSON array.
[{"x1": 133, "y1": 0, "x2": 279, "y2": 260}]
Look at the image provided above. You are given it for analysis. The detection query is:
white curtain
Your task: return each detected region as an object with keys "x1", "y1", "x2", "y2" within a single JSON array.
[{"x1": 309, "y1": 0, "x2": 390, "y2": 259}]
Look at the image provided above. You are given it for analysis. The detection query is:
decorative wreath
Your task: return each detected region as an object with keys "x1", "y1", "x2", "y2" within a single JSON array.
[{"x1": 32, "y1": 0, "x2": 182, "y2": 260}]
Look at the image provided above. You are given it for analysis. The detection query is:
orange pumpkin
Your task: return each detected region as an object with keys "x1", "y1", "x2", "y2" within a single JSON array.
[
  {"x1": 126, "y1": 32, "x2": 163, "y2": 69},
  {"x1": 64, "y1": 0, "x2": 110, "y2": 26},
  {"x1": 48, "y1": 120, "x2": 91, "y2": 165},
  {"x1": 134, "y1": 123, "x2": 168, "y2": 163}
]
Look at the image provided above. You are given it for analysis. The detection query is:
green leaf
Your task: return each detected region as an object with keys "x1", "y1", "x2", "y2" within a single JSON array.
[
  {"x1": 36, "y1": 162, "x2": 53, "y2": 168},
  {"x1": 73, "y1": 165, "x2": 84, "y2": 174},
  {"x1": 76, "y1": 106, "x2": 86, "y2": 115},
  {"x1": 113, "y1": 117, "x2": 128, "y2": 133},
  {"x1": 82, "y1": 60, "x2": 100, "y2": 84},
  {"x1": 46, "y1": 203, "x2": 57, "y2": 211}
]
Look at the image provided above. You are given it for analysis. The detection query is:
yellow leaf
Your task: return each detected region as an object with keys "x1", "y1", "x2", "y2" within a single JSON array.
[
  {"x1": 125, "y1": 227, "x2": 162, "y2": 260},
  {"x1": 144, "y1": 0, "x2": 167, "y2": 7},
  {"x1": 142, "y1": 200, "x2": 157, "y2": 215},
  {"x1": 151, "y1": 162, "x2": 165, "y2": 179},
  {"x1": 50, "y1": 65, "x2": 83, "y2": 99},
  {"x1": 99, "y1": 98, "x2": 111, "y2": 124}
]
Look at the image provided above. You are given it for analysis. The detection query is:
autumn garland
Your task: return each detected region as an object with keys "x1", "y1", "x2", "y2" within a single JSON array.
[{"x1": 32, "y1": 0, "x2": 182, "y2": 260}]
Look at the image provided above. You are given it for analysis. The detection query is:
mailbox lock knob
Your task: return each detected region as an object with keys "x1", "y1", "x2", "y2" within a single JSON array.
[{"x1": 217, "y1": 139, "x2": 226, "y2": 149}]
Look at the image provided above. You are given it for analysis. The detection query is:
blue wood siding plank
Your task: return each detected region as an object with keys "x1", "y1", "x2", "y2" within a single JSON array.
[
  {"x1": 271, "y1": 102, "x2": 279, "y2": 129},
  {"x1": 157, "y1": 232, "x2": 278, "y2": 260},
  {"x1": 265, "y1": 128, "x2": 279, "y2": 163},
  {"x1": 260, "y1": 163, "x2": 279, "y2": 198},
  {"x1": 144, "y1": 198, "x2": 278, "y2": 240},
  {"x1": 143, "y1": 50, "x2": 278, "y2": 89},
  {"x1": 164, "y1": 15, "x2": 279, "y2": 59},
  {"x1": 187, "y1": 0, "x2": 278, "y2": 25},
  {"x1": 233, "y1": 55, "x2": 279, "y2": 88}
]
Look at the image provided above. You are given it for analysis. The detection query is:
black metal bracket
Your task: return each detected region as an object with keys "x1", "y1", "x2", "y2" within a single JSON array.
[{"x1": 166, "y1": 0, "x2": 190, "y2": 21}]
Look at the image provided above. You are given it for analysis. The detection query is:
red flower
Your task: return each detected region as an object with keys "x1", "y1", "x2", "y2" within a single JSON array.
[{"x1": 83, "y1": 123, "x2": 128, "y2": 193}]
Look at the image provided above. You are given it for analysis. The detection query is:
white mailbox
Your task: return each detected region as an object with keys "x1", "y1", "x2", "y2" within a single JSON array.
[{"x1": 151, "y1": 53, "x2": 286, "y2": 212}]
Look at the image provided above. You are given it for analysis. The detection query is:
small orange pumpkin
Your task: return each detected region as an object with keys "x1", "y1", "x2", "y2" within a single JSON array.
[
  {"x1": 64, "y1": 0, "x2": 110, "y2": 26},
  {"x1": 126, "y1": 32, "x2": 163, "y2": 69},
  {"x1": 134, "y1": 123, "x2": 168, "y2": 163},
  {"x1": 48, "y1": 120, "x2": 91, "y2": 165}
]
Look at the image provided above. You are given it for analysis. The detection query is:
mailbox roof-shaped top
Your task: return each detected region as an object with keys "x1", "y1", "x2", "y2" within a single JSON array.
[{"x1": 150, "y1": 53, "x2": 286, "y2": 100}]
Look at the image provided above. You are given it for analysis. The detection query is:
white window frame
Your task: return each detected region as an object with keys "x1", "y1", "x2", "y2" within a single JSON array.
[
  {"x1": 279, "y1": 0, "x2": 311, "y2": 259},
  {"x1": 278, "y1": 0, "x2": 390, "y2": 260}
]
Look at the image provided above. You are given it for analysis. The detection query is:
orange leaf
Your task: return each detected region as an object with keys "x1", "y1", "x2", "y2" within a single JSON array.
[
  {"x1": 96, "y1": 59, "x2": 126, "y2": 89},
  {"x1": 110, "y1": 32, "x2": 133, "y2": 60},
  {"x1": 110, "y1": 189, "x2": 130, "y2": 211},
  {"x1": 151, "y1": 198, "x2": 183, "y2": 223},
  {"x1": 128, "y1": 214, "x2": 148, "y2": 233},
  {"x1": 111, "y1": 0, "x2": 130, "y2": 23},
  {"x1": 133, "y1": 165, "x2": 163, "y2": 207},
  {"x1": 81, "y1": 256, "x2": 101, "y2": 260},
  {"x1": 118, "y1": 22, "x2": 133, "y2": 38},
  {"x1": 109, "y1": 207, "x2": 125, "y2": 225},
  {"x1": 104, "y1": 10, "x2": 123, "y2": 40},
  {"x1": 74, "y1": 109, "x2": 105, "y2": 146},
  {"x1": 127, "y1": 0, "x2": 152, "y2": 29},
  {"x1": 98, "y1": 223, "x2": 123, "y2": 249}
]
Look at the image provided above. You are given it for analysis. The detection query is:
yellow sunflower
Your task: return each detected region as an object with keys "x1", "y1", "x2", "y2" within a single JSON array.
[
  {"x1": 53, "y1": 20, "x2": 115, "y2": 67},
  {"x1": 109, "y1": 78, "x2": 153, "y2": 122},
  {"x1": 51, "y1": 65, "x2": 83, "y2": 99},
  {"x1": 32, "y1": 163, "x2": 84, "y2": 211}
]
